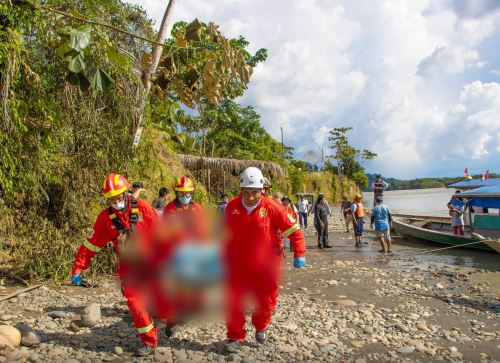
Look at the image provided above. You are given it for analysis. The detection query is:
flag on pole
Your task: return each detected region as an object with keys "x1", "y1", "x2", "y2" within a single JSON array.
[
  {"x1": 464, "y1": 167, "x2": 469, "y2": 177},
  {"x1": 481, "y1": 169, "x2": 489, "y2": 181}
]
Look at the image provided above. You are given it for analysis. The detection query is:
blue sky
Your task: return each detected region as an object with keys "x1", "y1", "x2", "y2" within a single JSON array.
[{"x1": 126, "y1": 0, "x2": 500, "y2": 179}]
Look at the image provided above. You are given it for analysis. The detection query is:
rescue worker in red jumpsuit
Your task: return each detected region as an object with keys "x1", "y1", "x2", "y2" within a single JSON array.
[
  {"x1": 223, "y1": 167, "x2": 306, "y2": 352},
  {"x1": 163, "y1": 176, "x2": 208, "y2": 239},
  {"x1": 71, "y1": 173, "x2": 159, "y2": 357}
]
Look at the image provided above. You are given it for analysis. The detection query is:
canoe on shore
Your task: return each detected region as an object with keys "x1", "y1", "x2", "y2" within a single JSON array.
[
  {"x1": 483, "y1": 239, "x2": 500, "y2": 253},
  {"x1": 392, "y1": 218, "x2": 496, "y2": 252}
]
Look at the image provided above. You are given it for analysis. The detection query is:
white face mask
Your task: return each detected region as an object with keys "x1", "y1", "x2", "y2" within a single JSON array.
[{"x1": 112, "y1": 200, "x2": 126, "y2": 210}]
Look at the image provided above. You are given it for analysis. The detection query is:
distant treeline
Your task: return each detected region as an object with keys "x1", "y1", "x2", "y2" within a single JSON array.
[{"x1": 366, "y1": 174, "x2": 500, "y2": 191}]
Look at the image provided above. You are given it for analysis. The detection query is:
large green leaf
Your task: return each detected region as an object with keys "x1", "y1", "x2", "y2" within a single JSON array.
[
  {"x1": 56, "y1": 43, "x2": 72, "y2": 59},
  {"x1": 68, "y1": 31, "x2": 91, "y2": 52},
  {"x1": 89, "y1": 68, "x2": 113, "y2": 93},
  {"x1": 68, "y1": 53, "x2": 86, "y2": 73},
  {"x1": 106, "y1": 46, "x2": 129, "y2": 67}
]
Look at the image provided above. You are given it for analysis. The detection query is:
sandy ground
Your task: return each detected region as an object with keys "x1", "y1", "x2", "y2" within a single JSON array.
[{"x1": 0, "y1": 214, "x2": 498, "y2": 362}]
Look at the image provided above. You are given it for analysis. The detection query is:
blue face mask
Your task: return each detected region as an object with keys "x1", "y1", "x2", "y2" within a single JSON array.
[{"x1": 178, "y1": 195, "x2": 192, "y2": 205}]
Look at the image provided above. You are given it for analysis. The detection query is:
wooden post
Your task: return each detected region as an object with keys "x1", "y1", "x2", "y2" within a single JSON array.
[{"x1": 223, "y1": 170, "x2": 226, "y2": 193}]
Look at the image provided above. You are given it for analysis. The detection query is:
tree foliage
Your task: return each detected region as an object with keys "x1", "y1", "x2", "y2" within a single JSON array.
[
  {"x1": 328, "y1": 127, "x2": 376, "y2": 176},
  {"x1": 0, "y1": 0, "x2": 270, "y2": 280},
  {"x1": 150, "y1": 19, "x2": 266, "y2": 108},
  {"x1": 328, "y1": 127, "x2": 377, "y2": 188}
]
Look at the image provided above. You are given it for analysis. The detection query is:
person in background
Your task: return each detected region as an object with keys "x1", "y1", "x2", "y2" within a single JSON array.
[
  {"x1": 151, "y1": 187, "x2": 169, "y2": 216},
  {"x1": 263, "y1": 177, "x2": 272, "y2": 195},
  {"x1": 282, "y1": 196, "x2": 299, "y2": 251},
  {"x1": 372, "y1": 175, "x2": 389, "y2": 207},
  {"x1": 309, "y1": 193, "x2": 331, "y2": 217},
  {"x1": 219, "y1": 193, "x2": 229, "y2": 214},
  {"x1": 447, "y1": 191, "x2": 465, "y2": 236},
  {"x1": 351, "y1": 193, "x2": 365, "y2": 247},
  {"x1": 370, "y1": 196, "x2": 393, "y2": 253},
  {"x1": 340, "y1": 196, "x2": 352, "y2": 232},
  {"x1": 314, "y1": 194, "x2": 332, "y2": 249},
  {"x1": 297, "y1": 195, "x2": 309, "y2": 228},
  {"x1": 130, "y1": 181, "x2": 146, "y2": 199}
]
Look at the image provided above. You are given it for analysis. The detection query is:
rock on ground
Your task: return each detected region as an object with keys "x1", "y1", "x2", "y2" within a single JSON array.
[{"x1": 81, "y1": 303, "x2": 101, "y2": 328}]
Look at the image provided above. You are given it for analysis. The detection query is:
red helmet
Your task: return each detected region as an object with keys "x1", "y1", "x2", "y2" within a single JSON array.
[
  {"x1": 101, "y1": 173, "x2": 129, "y2": 199},
  {"x1": 174, "y1": 176, "x2": 195, "y2": 192}
]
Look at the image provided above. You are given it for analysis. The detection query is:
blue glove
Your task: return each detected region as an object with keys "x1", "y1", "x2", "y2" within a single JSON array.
[
  {"x1": 293, "y1": 257, "x2": 306, "y2": 268},
  {"x1": 71, "y1": 274, "x2": 82, "y2": 286}
]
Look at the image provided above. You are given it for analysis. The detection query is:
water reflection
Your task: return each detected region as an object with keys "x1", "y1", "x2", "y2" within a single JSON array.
[{"x1": 393, "y1": 237, "x2": 499, "y2": 271}]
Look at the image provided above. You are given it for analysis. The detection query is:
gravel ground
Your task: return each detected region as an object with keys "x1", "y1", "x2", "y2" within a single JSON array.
[{"x1": 0, "y1": 214, "x2": 498, "y2": 362}]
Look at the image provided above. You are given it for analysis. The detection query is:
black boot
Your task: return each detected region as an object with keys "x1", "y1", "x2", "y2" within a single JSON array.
[
  {"x1": 136, "y1": 344, "x2": 155, "y2": 357},
  {"x1": 255, "y1": 330, "x2": 267, "y2": 344},
  {"x1": 165, "y1": 322, "x2": 177, "y2": 337}
]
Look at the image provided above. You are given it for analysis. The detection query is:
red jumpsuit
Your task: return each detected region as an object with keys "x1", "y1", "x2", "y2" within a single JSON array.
[
  {"x1": 163, "y1": 199, "x2": 208, "y2": 239},
  {"x1": 224, "y1": 194, "x2": 306, "y2": 341},
  {"x1": 72, "y1": 196, "x2": 160, "y2": 346}
]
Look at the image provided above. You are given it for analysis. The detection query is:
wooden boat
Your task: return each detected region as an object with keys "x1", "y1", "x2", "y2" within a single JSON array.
[
  {"x1": 392, "y1": 217, "x2": 495, "y2": 252},
  {"x1": 483, "y1": 239, "x2": 500, "y2": 253},
  {"x1": 365, "y1": 210, "x2": 449, "y2": 223}
]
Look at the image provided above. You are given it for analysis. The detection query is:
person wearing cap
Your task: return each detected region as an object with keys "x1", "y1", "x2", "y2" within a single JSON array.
[
  {"x1": 282, "y1": 196, "x2": 299, "y2": 251},
  {"x1": 370, "y1": 196, "x2": 393, "y2": 253},
  {"x1": 223, "y1": 167, "x2": 306, "y2": 352},
  {"x1": 351, "y1": 193, "x2": 365, "y2": 247},
  {"x1": 314, "y1": 194, "x2": 332, "y2": 248},
  {"x1": 71, "y1": 173, "x2": 159, "y2": 356}
]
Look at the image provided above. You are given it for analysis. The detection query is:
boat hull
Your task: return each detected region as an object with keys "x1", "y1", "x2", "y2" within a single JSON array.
[{"x1": 392, "y1": 218, "x2": 495, "y2": 252}]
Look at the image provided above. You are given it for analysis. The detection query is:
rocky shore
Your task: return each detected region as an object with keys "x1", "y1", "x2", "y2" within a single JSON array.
[{"x1": 0, "y1": 215, "x2": 498, "y2": 362}]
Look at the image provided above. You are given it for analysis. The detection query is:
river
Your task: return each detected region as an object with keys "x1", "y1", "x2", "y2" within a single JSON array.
[
  {"x1": 363, "y1": 188, "x2": 454, "y2": 217},
  {"x1": 358, "y1": 188, "x2": 499, "y2": 271}
]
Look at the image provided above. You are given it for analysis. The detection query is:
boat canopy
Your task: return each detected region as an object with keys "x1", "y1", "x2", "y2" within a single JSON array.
[
  {"x1": 455, "y1": 185, "x2": 500, "y2": 209},
  {"x1": 447, "y1": 178, "x2": 500, "y2": 190}
]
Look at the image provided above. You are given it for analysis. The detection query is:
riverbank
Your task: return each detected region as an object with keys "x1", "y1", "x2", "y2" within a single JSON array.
[{"x1": 0, "y1": 216, "x2": 498, "y2": 362}]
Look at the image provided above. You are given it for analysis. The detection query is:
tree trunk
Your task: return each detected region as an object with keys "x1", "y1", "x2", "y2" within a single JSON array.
[
  {"x1": 133, "y1": 0, "x2": 176, "y2": 146},
  {"x1": 143, "y1": 0, "x2": 177, "y2": 91}
]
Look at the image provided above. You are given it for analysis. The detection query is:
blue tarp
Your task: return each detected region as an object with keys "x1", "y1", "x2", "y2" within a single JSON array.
[
  {"x1": 447, "y1": 178, "x2": 500, "y2": 190},
  {"x1": 455, "y1": 185, "x2": 500, "y2": 209}
]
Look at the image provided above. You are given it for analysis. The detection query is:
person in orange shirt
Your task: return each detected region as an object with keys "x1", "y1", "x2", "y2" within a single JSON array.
[
  {"x1": 223, "y1": 167, "x2": 306, "y2": 352},
  {"x1": 71, "y1": 173, "x2": 159, "y2": 357},
  {"x1": 351, "y1": 193, "x2": 365, "y2": 247},
  {"x1": 282, "y1": 196, "x2": 299, "y2": 252}
]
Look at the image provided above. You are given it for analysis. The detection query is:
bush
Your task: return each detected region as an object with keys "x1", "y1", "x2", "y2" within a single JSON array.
[{"x1": 351, "y1": 171, "x2": 369, "y2": 190}]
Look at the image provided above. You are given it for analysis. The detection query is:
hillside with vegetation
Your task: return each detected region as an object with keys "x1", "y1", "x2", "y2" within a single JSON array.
[
  {"x1": 0, "y1": 0, "x2": 368, "y2": 281},
  {"x1": 366, "y1": 173, "x2": 500, "y2": 191}
]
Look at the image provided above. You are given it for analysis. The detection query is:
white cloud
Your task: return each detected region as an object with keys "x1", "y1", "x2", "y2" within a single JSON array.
[{"x1": 125, "y1": 0, "x2": 500, "y2": 178}]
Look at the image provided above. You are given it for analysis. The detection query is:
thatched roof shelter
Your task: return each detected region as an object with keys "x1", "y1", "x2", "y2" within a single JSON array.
[{"x1": 178, "y1": 154, "x2": 286, "y2": 178}]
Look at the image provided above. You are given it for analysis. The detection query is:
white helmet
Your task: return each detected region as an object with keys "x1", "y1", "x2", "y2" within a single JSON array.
[{"x1": 240, "y1": 167, "x2": 265, "y2": 189}]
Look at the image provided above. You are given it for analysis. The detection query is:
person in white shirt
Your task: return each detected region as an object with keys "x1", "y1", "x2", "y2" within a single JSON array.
[{"x1": 297, "y1": 196, "x2": 310, "y2": 227}]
